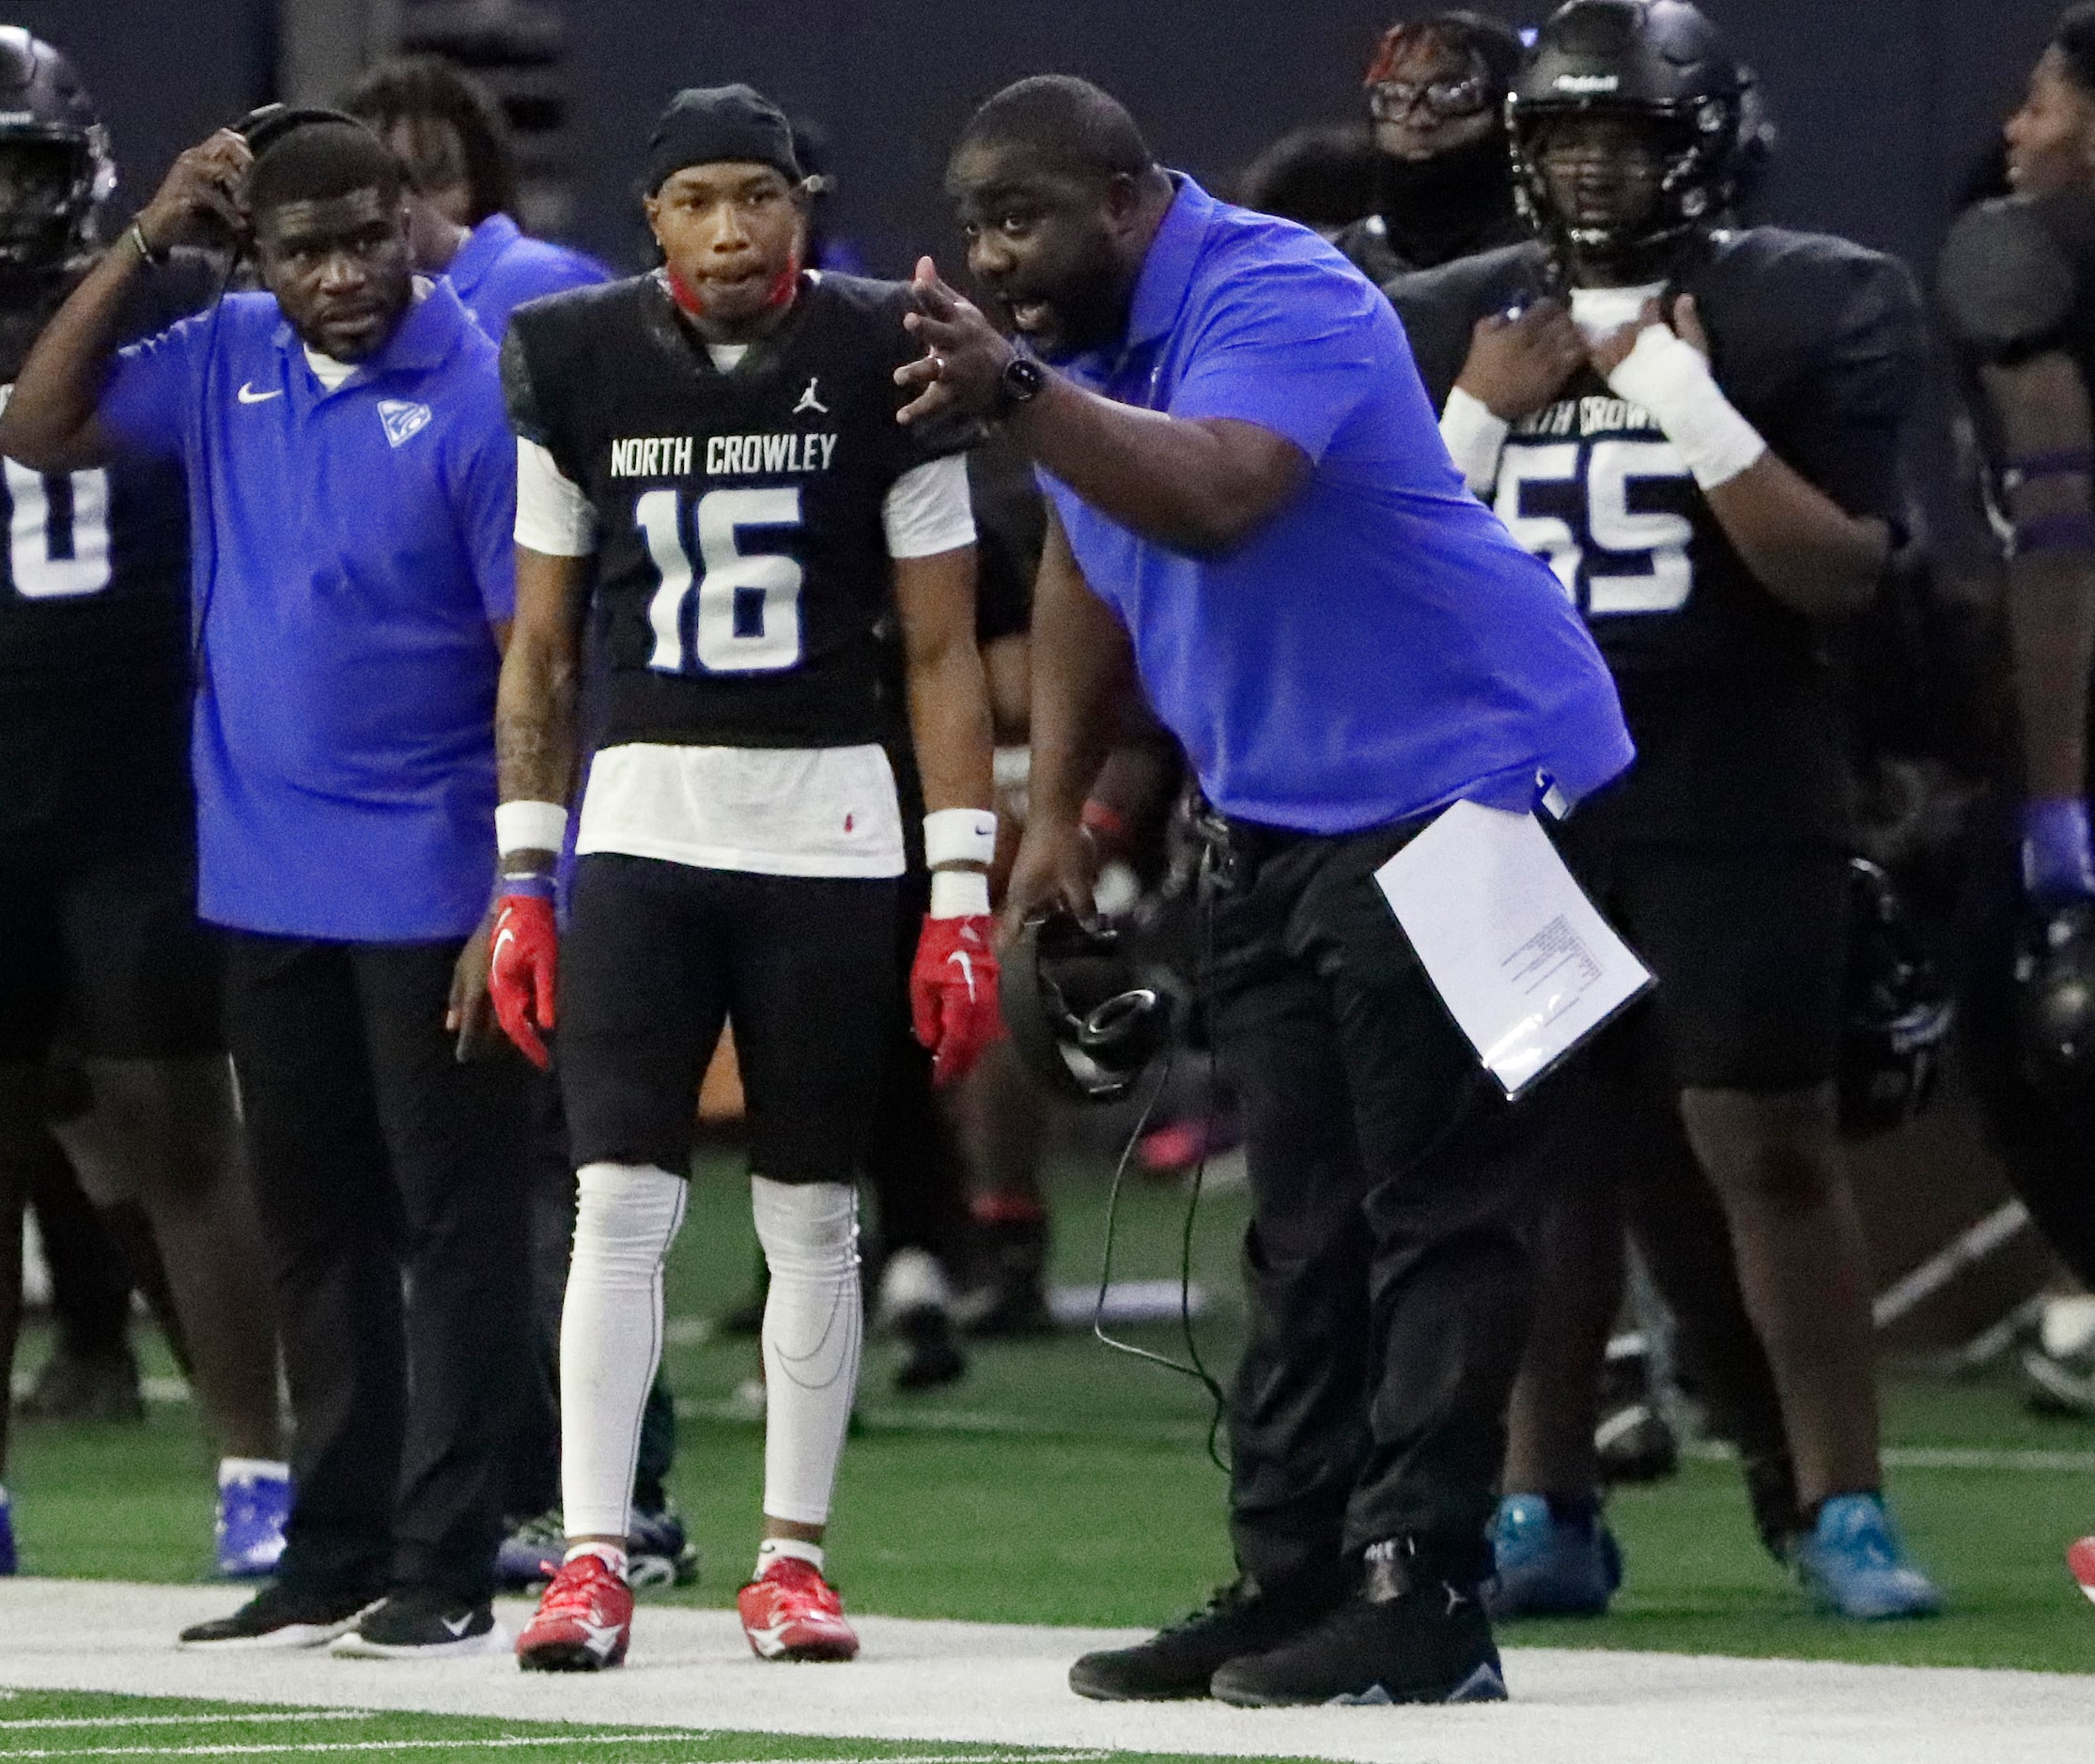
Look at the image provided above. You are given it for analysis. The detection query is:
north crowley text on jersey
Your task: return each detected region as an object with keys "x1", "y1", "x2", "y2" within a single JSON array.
[{"x1": 608, "y1": 433, "x2": 840, "y2": 478}]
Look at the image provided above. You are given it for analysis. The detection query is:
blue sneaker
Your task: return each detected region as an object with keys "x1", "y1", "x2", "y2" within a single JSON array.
[
  {"x1": 0, "y1": 1489, "x2": 16, "y2": 1576},
  {"x1": 628, "y1": 1503, "x2": 700, "y2": 1589},
  {"x1": 1793, "y1": 1493, "x2": 1941, "y2": 1619},
  {"x1": 215, "y1": 1462, "x2": 289, "y2": 1579},
  {"x1": 1484, "y1": 1493, "x2": 1622, "y2": 1618},
  {"x1": 496, "y1": 1509, "x2": 566, "y2": 1590}
]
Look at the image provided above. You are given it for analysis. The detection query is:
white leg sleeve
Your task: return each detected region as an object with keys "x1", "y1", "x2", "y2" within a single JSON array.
[
  {"x1": 560, "y1": 1162, "x2": 687, "y2": 1540},
  {"x1": 753, "y1": 1176, "x2": 862, "y2": 1527}
]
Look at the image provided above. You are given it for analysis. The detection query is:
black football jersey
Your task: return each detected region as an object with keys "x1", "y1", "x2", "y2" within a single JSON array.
[
  {"x1": 1388, "y1": 228, "x2": 1925, "y2": 841},
  {"x1": 0, "y1": 250, "x2": 216, "y2": 682},
  {"x1": 505, "y1": 269, "x2": 963, "y2": 751}
]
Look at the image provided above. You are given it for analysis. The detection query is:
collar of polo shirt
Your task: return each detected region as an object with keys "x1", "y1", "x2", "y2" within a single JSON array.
[{"x1": 270, "y1": 274, "x2": 457, "y2": 387}]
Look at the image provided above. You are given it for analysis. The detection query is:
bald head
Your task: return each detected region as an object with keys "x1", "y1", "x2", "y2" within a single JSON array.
[{"x1": 953, "y1": 75, "x2": 1156, "y2": 190}]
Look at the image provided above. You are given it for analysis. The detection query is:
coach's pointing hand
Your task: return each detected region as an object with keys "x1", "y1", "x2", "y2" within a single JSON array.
[{"x1": 896, "y1": 256, "x2": 1014, "y2": 426}]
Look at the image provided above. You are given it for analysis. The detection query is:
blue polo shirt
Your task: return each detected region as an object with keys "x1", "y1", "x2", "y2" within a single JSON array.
[
  {"x1": 445, "y1": 212, "x2": 610, "y2": 341},
  {"x1": 1044, "y1": 177, "x2": 1633, "y2": 834},
  {"x1": 97, "y1": 278, "x2": 516, "y2": 941}
]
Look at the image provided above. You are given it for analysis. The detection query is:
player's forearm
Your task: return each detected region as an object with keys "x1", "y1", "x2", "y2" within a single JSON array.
[
  {"x1": 1701, "y1": 456, "x2": 1890, "y2": 618},
  {"x1": 0, "y1": 234, "x2": 142, "y2": 472},
  {"x1": 1009, "y1": 374, "x2": 1306, "y2": 556},
  {"x1": 493, "y1": 625, "x2": 579, "y2": 876},
  {"x1": 2007, "y1": 555, "x2": 2095, "y2": 799},
  {"x1": 907, "y1": 637, "x2": 996, "y2": 820}
]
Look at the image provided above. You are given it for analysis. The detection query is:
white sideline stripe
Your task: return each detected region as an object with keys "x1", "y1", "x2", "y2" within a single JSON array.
[
  {"x1": 0, "y1": 1747, "x2": 1098, "y2": 1763},
  {"x1": 1686, "y1": 1439, "x2": 2095, "y2": 1474},
  {"x1": 0, "y1": 1712, "x2": 377, "y2": 1730}
]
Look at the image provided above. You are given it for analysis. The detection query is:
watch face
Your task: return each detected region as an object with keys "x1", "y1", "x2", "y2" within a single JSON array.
[{"x1": 1003, "y1": 355, "x2": 1046, "y2": 401}]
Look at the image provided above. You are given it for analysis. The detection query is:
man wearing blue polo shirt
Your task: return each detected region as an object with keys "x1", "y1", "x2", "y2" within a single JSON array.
[
  {"x1": 0, "y1": 113, "x2": 529, "y2": 1659},
  {"x1": 905, "y1": 76, "x2": 1632, "y2": 1708}
]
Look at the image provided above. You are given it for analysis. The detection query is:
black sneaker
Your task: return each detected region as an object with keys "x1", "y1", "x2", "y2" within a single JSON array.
[
  {"x1": 1210, "y1": 1571, "x2": 1507, "y2": 1708},
  {"x1": 628, "y1": 1502, "x2": 702, "y2": 1589},
  {"x1": 16, "y1": 1343, "x2": 145, "y2": 1424},
  {"x1": 329, "y1": 1589, "x2": 507, "y2": 1660},
  {"x1": 1068, "y1": 1576, "x2": 1336, "y2": 1701},
  {"x1": 178, "y1": 1583, "x2": 375, "y2": 1651}
]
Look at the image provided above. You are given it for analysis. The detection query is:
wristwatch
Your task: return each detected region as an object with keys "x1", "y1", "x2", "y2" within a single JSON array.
[{"x1": 998, "y1": 351, "x2": 1048, "y2": 416}]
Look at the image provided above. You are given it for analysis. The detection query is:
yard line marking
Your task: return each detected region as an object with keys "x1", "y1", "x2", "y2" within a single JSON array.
[
  {"x1": 0, "y1": 1713, "x2": 377, "y2": 1731},
  {"x1": 0, "y1": 1740, "x2": 1104, "y2": 1762},
  {"x1": 1688, "y1": 1440, "x2": 2095, "y2": 1474}
]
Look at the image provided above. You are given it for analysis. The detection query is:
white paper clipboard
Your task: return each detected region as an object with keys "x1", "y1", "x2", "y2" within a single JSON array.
[{"x1": 1373, "y1": 800, "x2": 1653, "y2": 1098}]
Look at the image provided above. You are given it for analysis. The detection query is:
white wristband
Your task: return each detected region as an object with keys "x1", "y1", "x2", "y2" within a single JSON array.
[
  {"x1": 496, "y1": 799, "x2": 568, "y2": 858},
  {"x1": 924, "y1": 807, "x2": 998, "y2": 869},
  {"x1": 1439, "y1": 386, "x2": 1511, "y2": 494},
  {"x1": 1602, "y1": 325, "x2": 1767, "y2": 490},
  {"x1": 929, "y1": 869, "x2": 992, "y2": 919}
]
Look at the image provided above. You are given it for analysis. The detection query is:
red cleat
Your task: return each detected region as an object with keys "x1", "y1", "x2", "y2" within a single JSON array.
[
  {"x1": 2068, "y1": 1537, "x2": 2095, "y2": 1604},
  {"x1": 516, "y1": 1554, "x2": 632, "y2": 1672},
  {"x1": 737, "y1": 1556, "x2": 860, "y2": 1662}
]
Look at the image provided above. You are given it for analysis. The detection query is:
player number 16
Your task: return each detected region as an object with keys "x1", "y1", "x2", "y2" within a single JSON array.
[{"x1": 635, "y1": 486, "x2": 804, "y2": 675}]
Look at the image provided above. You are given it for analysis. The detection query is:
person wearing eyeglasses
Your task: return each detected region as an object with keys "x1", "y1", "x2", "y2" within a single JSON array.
[{"x1": 1335, "y1": 10, "x2": 1529, "y2": 283}]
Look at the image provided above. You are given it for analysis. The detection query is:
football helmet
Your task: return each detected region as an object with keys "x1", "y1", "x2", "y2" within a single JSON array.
[
  {"x1": 2015, "y1": 899, "x2": 2095, "y2": 1098},
  {"x1": 1508, "y1": 0, "x2": 1748, "y2": 264},
  {"x1": 1839, "y1": 858, "x2": 1952, "y2": 1137},
  {"x1": 1001, "y1": 911, "x2": 1174, "y2": 1105},
  {"x1": 0, "y1": 27, "x2": 114, "y2": 271}
]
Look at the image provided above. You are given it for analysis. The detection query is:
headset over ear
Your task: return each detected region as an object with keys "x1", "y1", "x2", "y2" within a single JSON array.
[
  {"x1": 232, "y1": 103, "x2": 370, "y2": 154},
  {"x1": 1002, "y1": 911, "x2": 1175, "y2": 1105}
]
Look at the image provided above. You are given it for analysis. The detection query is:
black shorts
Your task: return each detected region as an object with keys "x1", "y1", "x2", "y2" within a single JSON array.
[
  {"x1": 559, "y1": 853, "x2": 898, "y2": 1181},
  {"x1": 0, "y1": 666, "x2": 221, "y2": 1064},
  {"x1": 1563, "y1": 806, "x2": 1847, "y2": 1092}
]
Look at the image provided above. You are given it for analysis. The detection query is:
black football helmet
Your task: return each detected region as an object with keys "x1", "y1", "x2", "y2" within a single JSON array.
[
  {"x1": 0, "y1": 27, "x2": 113, "y2": 271},
  {"x1": 1508, "y1": 0, "x2": 1748, "y2": 263},
  {"x1": 1838, "y1": 859, "x2": 1953, "y2": 1138}
]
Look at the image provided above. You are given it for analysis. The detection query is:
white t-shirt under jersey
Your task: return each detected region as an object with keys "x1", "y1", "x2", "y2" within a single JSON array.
[{"x1": 515, "y1": 338, "x2": 976, "y2": 878}]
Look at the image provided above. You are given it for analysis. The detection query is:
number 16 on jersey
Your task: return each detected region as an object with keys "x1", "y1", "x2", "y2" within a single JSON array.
[{"x1": 636, "y1": 487, "x2": 805, "y2": 675}]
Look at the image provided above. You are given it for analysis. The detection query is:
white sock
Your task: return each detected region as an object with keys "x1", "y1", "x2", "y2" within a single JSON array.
[
  {"x1": 755, "y1": 1535, "x2": 825, "y2": 1577},
  {"x1": 566, "y1": 1540, "x2": 628, "y2": 1576},
  {"x1": 217, "y1": 1458, "x2": 290, "y2": 1488},
  {"x1": 752, "y1": 1175, "x2": 861, "y2": 1530},
  {"x1": 559, "y1": 1162, "x2": 688, "y2": 1541}
]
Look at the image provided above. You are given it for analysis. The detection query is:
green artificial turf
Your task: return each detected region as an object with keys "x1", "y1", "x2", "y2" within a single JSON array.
[{"x1": 10, "y1": 1147, "x2": 2095, "y2": 1673}]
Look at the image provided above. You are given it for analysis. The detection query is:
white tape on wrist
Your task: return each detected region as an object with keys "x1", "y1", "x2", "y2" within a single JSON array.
[
  {"x1": 1439, "y1": 386, "x2": 1511, "y2": 494},
  {"x1": 496, "y1": 799, "x2": 568, "y2": 858},
  {"x1": 924, "y1": 807, "x2": 998, "y2": 869},
  {"x1": 929, "y1": 869, "x2": 992, "y2": 919},
  {"x1": 1603, "y1": 326, "x2": 1767, "y2": 490}
]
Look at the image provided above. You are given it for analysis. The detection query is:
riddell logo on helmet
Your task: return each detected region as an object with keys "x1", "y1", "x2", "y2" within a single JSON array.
[{"x1": 1553, "y1": 72, "x2": 1622, "y2": 93}]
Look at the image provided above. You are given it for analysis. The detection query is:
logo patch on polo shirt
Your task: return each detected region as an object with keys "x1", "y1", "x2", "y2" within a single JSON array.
[{"x1": 378, "y1": 399, "x2": 433, "y2": 448}]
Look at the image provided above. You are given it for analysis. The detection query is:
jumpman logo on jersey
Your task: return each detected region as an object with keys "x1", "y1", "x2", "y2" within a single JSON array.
[{"x1": 793, "y1": 377, "x2": 830, "y2": 416}]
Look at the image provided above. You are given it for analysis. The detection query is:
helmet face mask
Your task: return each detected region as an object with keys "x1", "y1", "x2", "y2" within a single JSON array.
[
  {"x1": 1509, "y1": 0, "x2": 1746, "y2": 272},
  {"x1": 0, "y1": 26, "x2": 113, "y2": 274}
]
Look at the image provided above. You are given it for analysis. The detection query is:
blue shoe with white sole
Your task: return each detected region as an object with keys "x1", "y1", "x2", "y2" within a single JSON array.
[
  {"x1": 1484, "y1": 1493, "x2": 1622, "y2": 1618},
  {"x1": 1793, "y1": 1493, "x2": 1941, "y2": 1619},
  {"x1": 216, "y1": 1462, "x2": 290, "y2": 1580}
]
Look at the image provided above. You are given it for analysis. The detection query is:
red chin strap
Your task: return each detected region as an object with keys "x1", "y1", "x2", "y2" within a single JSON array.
[{"x1": 666, "y1": 251, "x2": 802, "y2": 319}]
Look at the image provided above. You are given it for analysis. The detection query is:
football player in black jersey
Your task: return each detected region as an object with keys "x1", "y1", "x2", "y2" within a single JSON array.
[
  {"x1": 1937, "y1": 2, "x2": 2095, "y2": 1599},
  {"x1": 0, "y1": 28, "x2": 286, "y2": 1576},
  {"x1": 489, "y1": 85, "x2": 997, "y2": 1672},
  {"x1": 1388, "y1": 0, "x2": 1941, "y2": 1620}
]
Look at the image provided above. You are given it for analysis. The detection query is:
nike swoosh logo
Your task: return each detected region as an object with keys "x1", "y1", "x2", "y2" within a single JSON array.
[
  {"x1": 237, "y1": 382, "x2": 283, "y2": 404},
  {"x1": 945, "y1": 949, "x2": 976, "y2": 1001},
  {"x1": 442, "y1": 1613, "x2": 474, "y2": 1637}
]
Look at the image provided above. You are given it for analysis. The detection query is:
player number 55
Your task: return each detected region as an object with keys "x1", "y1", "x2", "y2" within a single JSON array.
[{"x1": 636, "y1": 486, "x2": 804, "y2": 675}]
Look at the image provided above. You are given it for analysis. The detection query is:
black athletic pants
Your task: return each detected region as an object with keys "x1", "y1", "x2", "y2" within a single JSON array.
[
  {"x1": 222, "y1": 933, "x2": 530, "y2": 1603},
  {"x1": 1205, "y1": 814, "x2": 1544, "y2": 1597},
  {"x1": 1955, "y1": 793, "x2": 2095, "y2": 1284}
]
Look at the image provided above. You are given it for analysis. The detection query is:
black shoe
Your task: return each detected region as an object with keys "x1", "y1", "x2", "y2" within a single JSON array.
[
  {"x1": 893, "y1": 1304, "x2": 968, "y2": 1392},
  {"x1": 16, "y1": 1343, "x2": 145, "y2": 1424},
  {"x1": 956, "y1": 1213, "x2": 1055, "y2": 1338},
  {"x1": 329, "y1": 1589, "x2": 506, "y2": 1660},
  {"x1": 1210, "y1": 1570, "x2": 1507, "y2": 1708},
  {"x1": 1068, "y1": 1576, "x2": 1336, "y2": 1702},
  {"x1": 178, "y1": 1583, "x2": 375, "y2": 1650},
  {"x1": 629, "y1": 1502, "x2": 702, "y2": 1588}
]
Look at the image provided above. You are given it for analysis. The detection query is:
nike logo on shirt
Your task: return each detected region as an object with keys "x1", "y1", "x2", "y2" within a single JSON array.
[{"x1": 237, "y1": 382, "x2": 283, "y2": 404}]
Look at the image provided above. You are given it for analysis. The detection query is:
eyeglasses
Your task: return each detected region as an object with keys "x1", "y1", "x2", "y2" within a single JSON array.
[{"x1": 1369, "y1": 76, "x2": 1492, "y2": 123}]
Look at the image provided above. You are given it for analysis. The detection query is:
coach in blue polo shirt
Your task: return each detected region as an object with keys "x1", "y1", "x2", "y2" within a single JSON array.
[
  {"x1": 906, "y1": 77, "x2": 1632, "y2": 1709},
  {"x1": 1, "y1": 113, "x2": 530, "y2": 1658}
]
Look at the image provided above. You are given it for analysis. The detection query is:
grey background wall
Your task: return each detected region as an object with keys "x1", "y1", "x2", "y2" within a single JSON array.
[{"x1": 25, "y1": 1, "x2": 2079, "y2": 280}]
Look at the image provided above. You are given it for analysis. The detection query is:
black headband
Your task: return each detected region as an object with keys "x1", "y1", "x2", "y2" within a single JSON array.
[{"x1": 645, "y1": 85, "x2": 802, "y2": 193}]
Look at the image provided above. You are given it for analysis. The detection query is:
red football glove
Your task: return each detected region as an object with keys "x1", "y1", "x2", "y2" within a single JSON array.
[
  {"x1": 910, "y1": 911, "x2": 1003, "y2": 1087},
  {"x1": 489, "y1": 890, "x2": 558, "y2": 1070}
]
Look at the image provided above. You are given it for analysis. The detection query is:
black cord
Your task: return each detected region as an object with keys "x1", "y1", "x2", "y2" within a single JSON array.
[{"x1": 1090, "y1": 852, "x2": 1231, "y2": 1474}]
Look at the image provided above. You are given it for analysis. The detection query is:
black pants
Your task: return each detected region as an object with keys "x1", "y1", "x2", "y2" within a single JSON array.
[
  {"x1": 1955, "y1": 796, "x2": 2095, "y2": 1284},
  {"x1": 1205, "y1": 815, "x2": 1545, "y2": 1596},
  {"x1": 223, "y1": 933, "x2": 530, "y2": 1603}
]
